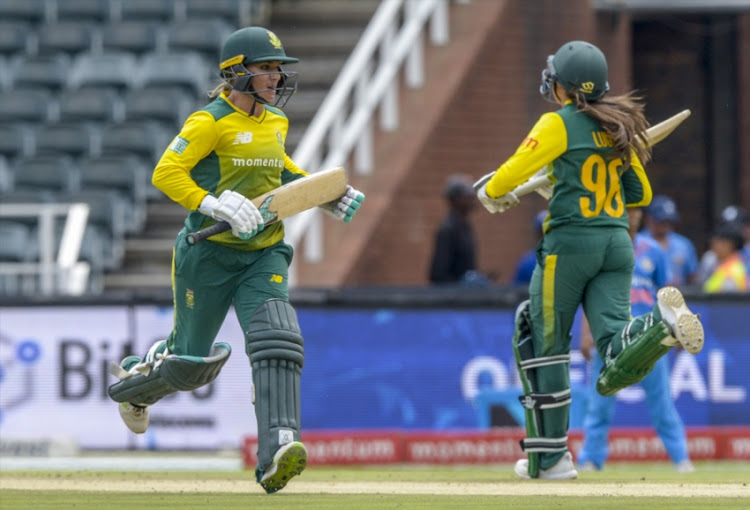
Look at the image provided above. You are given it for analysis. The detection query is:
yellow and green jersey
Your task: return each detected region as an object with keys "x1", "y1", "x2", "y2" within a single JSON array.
[
  {"x1": 486, "y1": 102, "x2": 652, "y2": 234},
  {"x1": 152, "y1": 91, "x2": 308, "y2": 250}
]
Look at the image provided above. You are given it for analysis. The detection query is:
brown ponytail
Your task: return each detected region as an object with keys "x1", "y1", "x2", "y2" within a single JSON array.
[{"x1": 569, "y1": 91, "x2": 652, "y2": 166}]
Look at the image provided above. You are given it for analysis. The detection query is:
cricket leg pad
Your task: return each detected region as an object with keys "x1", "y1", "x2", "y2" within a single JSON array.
[
  {"x1": 108, "y1": 340, "x2": 232, "y2": 406},
  {"x1": 512, "y1": 300, "x2": 571, "y2": 478},
  {"x1": 246, "y1": 299, "x2": 305, "y2": 476},
  {"x1": 596, "y1": 316, "x2": 671, "y2": 397}
]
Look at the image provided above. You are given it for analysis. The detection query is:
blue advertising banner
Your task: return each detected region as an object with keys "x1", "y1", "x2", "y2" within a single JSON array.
[{"x1": 297, "y1": 302, "x2": 748, "y2": 430}]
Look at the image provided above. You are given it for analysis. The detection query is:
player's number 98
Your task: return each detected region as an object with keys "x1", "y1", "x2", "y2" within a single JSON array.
[{"x1": 579, "y1": 154, "x2": 624, "y2": 218}]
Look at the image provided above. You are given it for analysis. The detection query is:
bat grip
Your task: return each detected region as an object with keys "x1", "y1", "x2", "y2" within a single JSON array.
[{"x1": 185, "y1": 221, "x2": 231, "y2": 246}]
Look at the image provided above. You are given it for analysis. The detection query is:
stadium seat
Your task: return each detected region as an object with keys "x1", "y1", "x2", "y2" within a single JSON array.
[
  {"x1": 135, "y1": 51, "x2": 211, "y2": 96},
  {"x1": 0, "y1": 22, "x2": 31, "y2": 56},
  {"x1": 123, "y1": 86, "x2": 194, "y2": 127},
  {"x1": 100, "y1": 120, "x2": 170, "y2": 163},
  {"x1": 9, "y1": 54, "x2": 71, "y2": 91},
  {"x1": 57, "y1": 87, "x2": 122, "y2": 123},
  {"x1": 164, "y1": 19, "x2": 235, "y2": 60},
  {"x1": 79, "y1": 155, "x2": 150, "y2": 233},
  {"x1": 67, "y1": 52, "x2": 138, "y2": 91},
  {"x1": 36, "y1": 22, "x2": 99, "y2": 56},
  {"x1": 0, "y1": 221, "x2": 32, "y2": 262},
  {"x1": 10, "y1": 154, "x2": 80, "y2": 193},
  {"x1": 101, "y1": 21, "x2": 162, "y2": 55},
  {"x1": 0, "y1": 124, "x2": 35, "y2": 159},
  {"x1": 53, "y1": 0, "x2": 112, "y2": 23},
  {"x1": 0, "y1": 88, "x2": 53, "y2": 123},
  {"x1": 0, "y1": 0, "x2": 48, "y2": 24},
  {"x1": 34, "y1": 122, "x2": 101, "y2": 158},
  {"x1": 0, "y1": 155, "x2": 10, "y2": 192},
  {"x1": 184, "y1": 0, "x2": 252, "y2": 25},
  {"x1": 118, "y1": 0, "x2": 177, "y2": 22}
]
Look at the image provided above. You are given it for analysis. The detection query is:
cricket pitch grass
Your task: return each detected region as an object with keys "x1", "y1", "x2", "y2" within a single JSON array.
[{"x1": 1, "y1": 461, "x2": 748, "y2": 509}]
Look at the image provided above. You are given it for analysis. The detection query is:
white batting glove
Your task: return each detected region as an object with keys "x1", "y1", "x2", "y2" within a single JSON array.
[
  {"x1": 477, "y1": 184, "x2": 520, "y2": 214},
  {"x1": 320, "y1": 185, "x2": 365, "y2": 222},
  {"x1": 199, "y1": 190, "x2": 264, "y2": 240}
]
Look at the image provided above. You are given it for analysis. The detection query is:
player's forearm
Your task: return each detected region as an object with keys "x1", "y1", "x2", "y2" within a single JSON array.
[{"x1": 152, "y1": 164, "x2": 209, "y2": 210}]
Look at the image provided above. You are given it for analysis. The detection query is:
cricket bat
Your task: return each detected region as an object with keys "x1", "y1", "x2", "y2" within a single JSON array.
[
  {"x1": 473, "y1": 109, "x2": 692, "y2": 199},
  {"x1": 186, "y1": 166, "x2": 348, "y2": 245}
]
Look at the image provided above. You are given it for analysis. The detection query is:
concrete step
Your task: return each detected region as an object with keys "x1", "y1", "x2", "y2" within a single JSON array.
[
  {"x1": 271, "y1": 0, "x2": 380, "y2": 26},
  {"x1": 279, "y1": 27, "x2": 366, "y2": 57},
  {"x1": 103, "y1": 271, "x2": 172, "y2": 290}
]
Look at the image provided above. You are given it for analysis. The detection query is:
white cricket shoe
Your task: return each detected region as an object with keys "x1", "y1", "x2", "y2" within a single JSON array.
[
  {"x1": 657, "y1": 286, "x2": 704, "y2": 354},
  {"x1": 259, "y1": 441, "x2": 307, "y2": 494},
  {"x1": 118, "y1": 402, "x2": 149, "y2": 434},
  {"x1": 514, "y1": 452, "x2": 578, "y2": 480},
  {"x1": 675, "y1": 460, "x2": 696, "y2": 473}
]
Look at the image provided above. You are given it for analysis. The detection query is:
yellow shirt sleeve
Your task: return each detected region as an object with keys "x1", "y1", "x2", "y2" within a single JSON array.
[
  {"x1": 486, "y1": 112, "x2": 567, "y2": 198},
  {"x1": 151, "y1": 111, "x2": 219, "y2": 210},
  {"x1": 283, "y1": 154, "x2": 308, "y2": 178},
  {"x1": 622, "y1": 149, "x2": 652, "y2": 207}
]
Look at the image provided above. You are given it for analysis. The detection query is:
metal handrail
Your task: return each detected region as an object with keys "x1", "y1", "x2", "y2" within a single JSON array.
[
  {"x1": 286, "y1": 0, "x2": 455, "y2": 284},
  {"x1": 0, "y1": 202, "x2": 90, "y2": 295}
]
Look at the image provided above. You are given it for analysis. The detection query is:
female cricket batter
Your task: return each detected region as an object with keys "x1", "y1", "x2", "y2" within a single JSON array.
[
  {"x1": 476, "y1": 41, "x2": 703, "y2": 480},
  {"x1": 107, "y1": 27, "x2": 364, "y2": 494}
]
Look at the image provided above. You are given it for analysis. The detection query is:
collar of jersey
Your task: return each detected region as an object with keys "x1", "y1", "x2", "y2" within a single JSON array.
[{"x1": 220, "y1": 91, "x2": 266, "y2": 122}]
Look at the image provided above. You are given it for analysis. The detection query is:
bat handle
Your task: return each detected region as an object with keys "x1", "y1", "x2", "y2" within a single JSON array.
[{"x1": 185, "y1": 221, "x2": 231, "y2": 246}]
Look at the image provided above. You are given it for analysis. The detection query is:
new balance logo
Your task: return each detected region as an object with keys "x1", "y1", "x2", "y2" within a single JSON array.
[
  {"x1": 233, "y1": 132, "x2": 253, "y2": 144},
  {"x1": 279, "y1": 429, "x2": 294, "y2": 445}
]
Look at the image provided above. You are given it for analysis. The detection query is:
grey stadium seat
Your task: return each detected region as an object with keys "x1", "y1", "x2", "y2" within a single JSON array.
[
  {"x1": 36, "y1": 21, "x2": 99, "y2": 56},
  {"x1": 68, "y1": 52, "x2": 138, "y2": 91},
  {"x1": 9, "y1": 54, "x2": 71, "y2": 91},
  {"x1": 0, "y1": 22, "x2": 31, "y2": 56},
  {"x1": 57, "y1": 87, "x2": 122, "y2": 123},
  {"x1": 34, "y1": 122, "x2": 101, "y2": 158},
  {"x1": 53, "y1": 0, "x2": 112, "y2": 23},
  {"x1": 0, "y1": 221, "x2": 32, "y2": 262},
  {"x1": 10, "y1": 154, "x2": 79, "y2": 194},
  {"x1": 123, "y1": 86, "x2": 194, "y2": 127},
  {"x1": 165, "y1": 19, "x2": 235, "y2": 60},
  {"x1": 0, "y1": 88, "x2": 53, "y2": 123},
  {"x1": 135, "y1": 51, "x2": 211, "y2": 97},
  {"x1": 0, "y1": 0, "x2": 48, "y2": 24},
  {"x1": 101, "y1": 21, "x2": 161, "y2": 55},
  {"x1": 79, "y1": 155, "x2": 150, "y2": 233},
  {"x1": 0, "y1": 125, "x2": 35, "y2": 159},
  {"x1": 184, "y1": 0, "x2": 252, "y2": 25},
  {"x1": 100, "y1": 120, "x2": 170, "y2": 163},
  {"x1": 118, "y1": 0, "x2": 177, "y2": 22}
]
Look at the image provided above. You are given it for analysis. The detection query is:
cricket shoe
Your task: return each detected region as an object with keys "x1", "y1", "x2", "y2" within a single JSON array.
[
  {"x1": 656, "y1": 286, "x2": 704, "y2": 354},
  {"x1": 258, "y1": 441, "x2": 307, "y2": 494},
  {"x1": 514, "y1": 452, "x2": 578, "y2": 480},
  {"x1": 118, "y1": 402, "x2": 149, "y2": 434},
  {"x1": 110, "y1": 355, "x2": 150, "y2": 434}
]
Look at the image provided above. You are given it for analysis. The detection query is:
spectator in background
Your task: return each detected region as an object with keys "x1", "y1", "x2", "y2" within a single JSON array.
[
  {"x1": 703, "y1": 222, "x2": 749, "y2": 293},
  {"x1": 513, "y1": 209, "x2": 547, "y2": 285},
  {"x1": 428, "y1": 174, "x2": 491, "y2": 286},
  {"x1": 577, "y1": 207, "x2": 694, "y2": 474},
  {"x1": 642, "y1": 195, "x2": 699, "y2": 285},
  {"x1": 698, "y1": 206, "x2": 750, "y2": 283}
]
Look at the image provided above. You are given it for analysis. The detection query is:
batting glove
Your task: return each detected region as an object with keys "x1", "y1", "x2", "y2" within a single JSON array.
[
  {"x1": 477, "y1": 184, "x2": 520, "y2": 214},
  {"x1": 199, "y1": 190, "x2": 264, "y2": 240},
  {"x1": 320, "y1": 185, "x2": 365, "y2": 222}
]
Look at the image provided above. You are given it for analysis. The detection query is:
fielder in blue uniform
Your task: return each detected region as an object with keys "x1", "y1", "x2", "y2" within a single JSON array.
[{"x1": 577, "y1": 207, "x2": 694, "y2": 472}]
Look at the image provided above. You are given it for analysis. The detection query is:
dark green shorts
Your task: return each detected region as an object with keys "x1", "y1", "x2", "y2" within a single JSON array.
[{"x1": 167, "y1": 228, "x2": 294, "y2": 356}]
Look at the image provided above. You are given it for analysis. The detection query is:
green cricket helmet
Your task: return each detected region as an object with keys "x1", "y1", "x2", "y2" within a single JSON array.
[
  {"x1": 540, "y1": 41, "x2": 610, "y2": 103},
  {"x1": 219, "y1": 27, "x2": 299, "y2": 107}
]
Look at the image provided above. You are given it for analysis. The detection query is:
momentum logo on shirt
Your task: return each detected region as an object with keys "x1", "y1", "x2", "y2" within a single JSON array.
[{"x1": 169, "y1": 136, "x2": 190, "y2": 154}]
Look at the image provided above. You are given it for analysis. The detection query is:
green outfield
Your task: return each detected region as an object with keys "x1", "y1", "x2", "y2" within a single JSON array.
[{"x1": 1, "y1": 461, "x2": 749, "y2": 510}]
